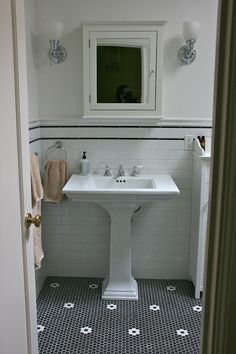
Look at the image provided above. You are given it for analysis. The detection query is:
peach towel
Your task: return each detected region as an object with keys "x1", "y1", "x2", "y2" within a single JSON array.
[
  {"x1": 30, "y1": 153, "x2": 44, "y2": 269},
  {"x1": 43, "y1": 160, "x2": 68, "y2": 203}
]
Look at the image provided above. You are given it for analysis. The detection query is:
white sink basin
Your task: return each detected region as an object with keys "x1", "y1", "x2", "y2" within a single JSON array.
[
  {"x1": 92, "y1": 176, "x2": 155, "y2": 189},
  {"x1": 63, "y1": 174, "x2": 179, "y2": 201},
  {"x1": 63, "y1": 173, "x2": 179, "y2": 300}
]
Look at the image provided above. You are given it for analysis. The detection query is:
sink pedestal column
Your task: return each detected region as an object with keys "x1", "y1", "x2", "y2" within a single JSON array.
[{"x1": 100, "y1": 203, "x2": 139, "y2": 300}]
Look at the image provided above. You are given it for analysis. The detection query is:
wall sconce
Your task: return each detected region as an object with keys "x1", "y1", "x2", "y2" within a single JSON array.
[
  {"x1": 46, "y1": 22, "x2": 67, "y2": 64},
  {"x1": 178, "y1": 21, "x2": 200, "y2": 65}
]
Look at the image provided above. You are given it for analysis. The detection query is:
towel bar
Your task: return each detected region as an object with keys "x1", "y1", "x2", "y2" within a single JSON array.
[{"x1": 46, "y1": 140, "x2": 67, "y2": 160}]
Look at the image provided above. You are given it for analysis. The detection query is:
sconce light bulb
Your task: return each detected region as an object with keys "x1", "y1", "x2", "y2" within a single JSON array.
[
  {"x1": 45, "y1": 22, "x2": 64, "y2": 40},
  {"x1": 182, "y1": 21, "x2": 200, "y2": 41}
]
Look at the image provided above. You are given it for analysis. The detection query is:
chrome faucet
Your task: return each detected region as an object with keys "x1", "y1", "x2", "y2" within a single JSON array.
[{"x1": 116, "y1": 164, "x2": 125, "y2": 177}]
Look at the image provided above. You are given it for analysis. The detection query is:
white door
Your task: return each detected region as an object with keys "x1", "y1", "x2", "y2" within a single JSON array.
[{"x1": 0, "y1": 1, "x2": 38, "y2": 354}]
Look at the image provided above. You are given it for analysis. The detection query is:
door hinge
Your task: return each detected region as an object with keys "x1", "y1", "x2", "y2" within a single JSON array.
[
  {"x1": 88, "y1": 39, "x2": 91, "y2": 48},
  {"x1": 89, "y1": 94, "x2": 91, "y2": 103}
]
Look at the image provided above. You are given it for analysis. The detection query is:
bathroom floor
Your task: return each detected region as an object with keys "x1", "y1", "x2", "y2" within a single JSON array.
[{"x1": 37, "y1": 277, "x2": 202, "y2": 354}]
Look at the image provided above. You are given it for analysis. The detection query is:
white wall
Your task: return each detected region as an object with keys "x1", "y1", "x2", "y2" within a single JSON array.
[
  {"x1": 24, "y1": 0, "x2": 38, "y2": 122},
  {"x1": 35, "y1": 0, "x2": 218, "y2": 120}
]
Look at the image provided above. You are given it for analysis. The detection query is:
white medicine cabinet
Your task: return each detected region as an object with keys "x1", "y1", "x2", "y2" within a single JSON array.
[{"x1": 82, "y1": 22, "x2": 166, "y2": 121}]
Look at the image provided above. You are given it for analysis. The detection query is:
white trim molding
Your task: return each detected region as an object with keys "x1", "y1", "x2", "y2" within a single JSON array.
[{"x1": 31, "y1": 117, "x2": 212, "y2": 128}]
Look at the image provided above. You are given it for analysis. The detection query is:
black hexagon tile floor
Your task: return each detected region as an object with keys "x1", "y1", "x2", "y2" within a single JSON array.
[{"x1": 37, "y1": 277, "x2": 202, "y2": 354}]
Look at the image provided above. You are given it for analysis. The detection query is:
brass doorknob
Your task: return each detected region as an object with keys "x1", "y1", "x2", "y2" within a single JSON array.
[{"x1": 25, "y1": 212, "x2": 41, "y2": 228}]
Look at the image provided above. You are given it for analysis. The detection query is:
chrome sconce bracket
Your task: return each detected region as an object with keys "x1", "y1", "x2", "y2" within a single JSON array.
[
  {"x1": 178, "y1": 39, "x2": 197, "y2": 65},
  {"x1": 49, "y1": 39, "x2": 67, "y2": 64}
]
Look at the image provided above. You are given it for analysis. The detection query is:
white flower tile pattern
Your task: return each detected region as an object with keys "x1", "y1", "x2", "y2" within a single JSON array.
[
  {"x1": 167, "y1": 285, "x2": 176, "y2": 291},
  {"x1": 37, "y1": 325, "x2": 45, "y2": 333},
  {"x1": 128, "y1": 328, "x2": 140, "y2": 336},
  {"x1": 80, "y1": 326, "x2": 92, "y2": 334},
  {"x1": 89, "y1": 284, "x2": 98, "y2": 289},
  {"x1": 193, "y1": 305, "x2": 202, "y2": 312},
  {"x1": 50, "y1": 283, "x2": 60, "y2": 288},
  {"x1": 107, "y1": 304, "x2": 117, "y2": 310},
  {"x1": 64, "y1": 302, "x2": 74, "y2": 309},
  {"x1": 176, "y1": 329, "x2": 189, "y2": 337},
  {"x1": 37, "y1": 278, "x2": 202, "y2": 354},
  {"x1": 149, "y1": 304, "x2": 160, "y2": 311}
]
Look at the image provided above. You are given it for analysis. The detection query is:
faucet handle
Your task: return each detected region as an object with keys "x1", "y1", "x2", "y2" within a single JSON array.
[
  {"x1": 104, "y1": 165, "x2": 112, "y2": 176},
  {"x1": 130, "y1": 165, "x2": 143, "y2": 176},
  {"x1": 117, "y1": 164, "x2": 125, "y2": 177}
]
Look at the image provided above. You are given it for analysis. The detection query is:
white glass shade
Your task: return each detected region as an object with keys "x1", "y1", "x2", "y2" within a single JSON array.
[
  {"x1": 45, "y1": 22, "x2": 64, "y2": 40},
  {"x1": 182, "y1": 21, "x2": 200, "y2": 41}
]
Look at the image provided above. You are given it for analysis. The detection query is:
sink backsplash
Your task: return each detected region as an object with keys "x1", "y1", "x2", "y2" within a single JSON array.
[{"x1": 30, "y1": 122, "x2": 211, "y2": 293}]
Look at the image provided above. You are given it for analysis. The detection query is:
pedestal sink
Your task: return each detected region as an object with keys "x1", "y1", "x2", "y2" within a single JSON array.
[{"x1": 63, "y1": 174, "x2": 179, "y2": 300}]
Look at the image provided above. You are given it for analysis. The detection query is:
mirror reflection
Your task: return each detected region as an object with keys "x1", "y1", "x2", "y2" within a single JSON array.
[{"x1": 97, "y1": 46, "x2": 142, "y2": 104}]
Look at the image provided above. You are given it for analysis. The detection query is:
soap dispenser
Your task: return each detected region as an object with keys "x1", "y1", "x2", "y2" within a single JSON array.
[{"x1": 80, "y1": 151, "x2": 89, "y2": 176}]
